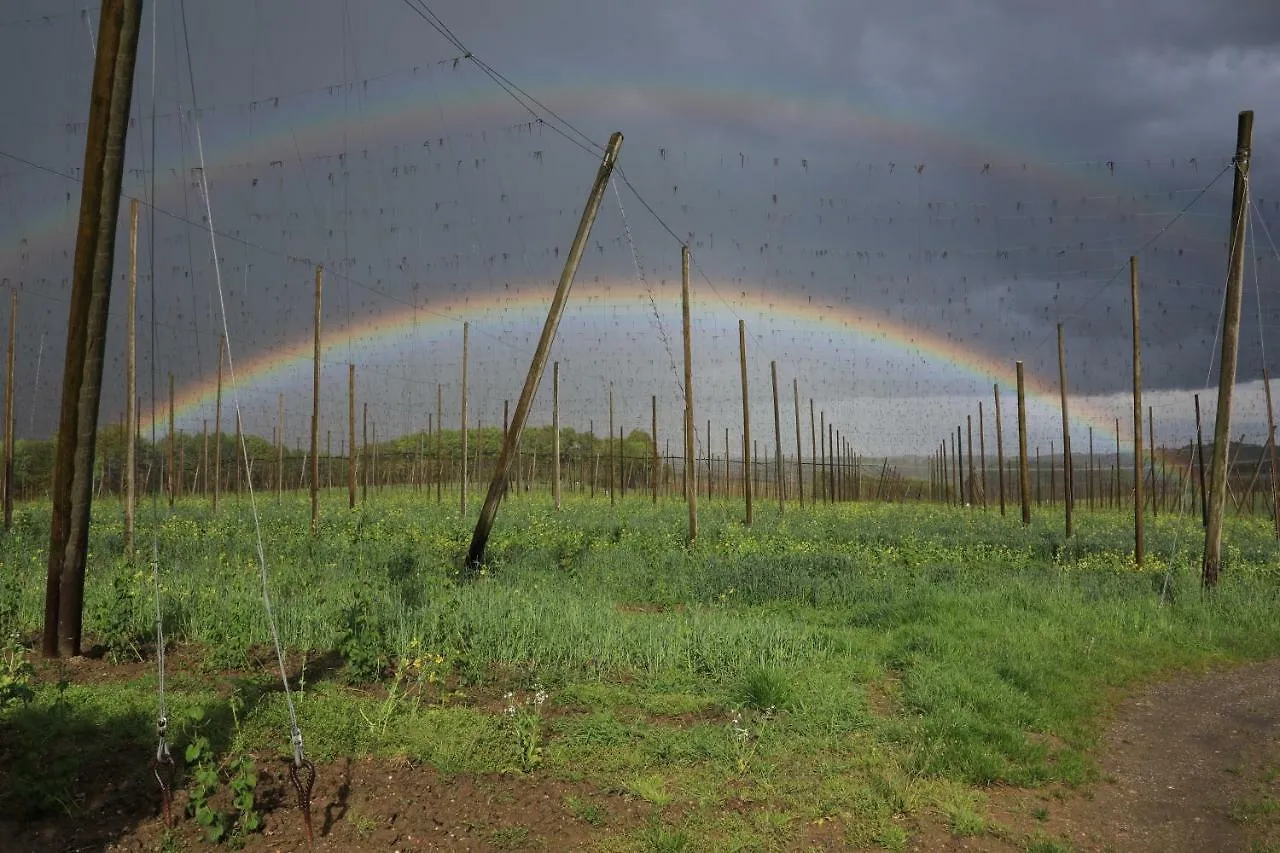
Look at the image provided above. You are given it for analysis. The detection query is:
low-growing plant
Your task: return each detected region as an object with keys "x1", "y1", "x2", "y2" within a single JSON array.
[
  {"x1": 503, "y1": 685, "x2": 548, "y2": 773},
  {"x1": 0, "y1": 635, "x2": 34, "y2": 710}
]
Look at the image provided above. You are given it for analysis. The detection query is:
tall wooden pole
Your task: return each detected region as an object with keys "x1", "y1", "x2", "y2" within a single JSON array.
[
  {"x1": 1057, "y1": 323, "x2": 1074, "y2": 537},
  {"x1": 818, "y1": 410, "x2": 826, "y2": 504},
  {"x1": 233, "y1": 411, "x2": 242, "y2": 496},
  {"x1": 706, "y1": 419, "x2": 712, "y2": 502},
  {"x1": 362, "y1": 401, "x2": 368, "y2": 504},
  {"x1": 276, "y1": 393, "x2": 284, "y2": 502},
  {"x1": 1088, "y1": 427, "x2": 1095, "y2": 512},
  {"x1": 993, "y1": 384, "x2": 1005, "y2": 517},
  {"x1": 168, "y1": 373, "x2": 175, "y2": 508},
  {"x1": 793, "y1": 378, "x2": 804, "y2": 508},
  {"x1": 310, "y1": 265, "x2": 322, "y2": 533},
  {"x1": 650, "y1": 393, "x2": 658, "y2": 505},
  {"x1": 681, "y1": 245, "x2": 698, "y2": 539},
  {"x1": 553, "y1": 361, "x2": 562, "y2": 511},
  {"x1": 770, "y1": 361, "x2": 783, "y2": 512},
  {"x1": 978, "y1": 401, "x2": 988, "y2": 508},
  {"x1": 1148, "y1": 406, "x2": 1157, "y2": 519},
  {"x1": 1115, "y1": 418, "x2": 1121, "y2": 512},
  {"x1": 608, "y1": 384, "x2": 616, "y2": 506},
  {"x1": 201, "y1": 421, "x2": 208, "y2": 497},
  {"x1": 1016, "y1": 361, "x2": 1031, "y2": 524},
  {"x1": 1130, "y1": 256, "x2": 1146, "y2": 566},
  {"x1": 43, "y1": 0, "x2": 143, "y2": 657},
  {"x1": 210, "y1": 334, "x2": 224, "y2": 511},
  {"x1": 1204, "y1": 112, "x2": 1254, "y2": 584},
  {"x1": 347, "y1": 365, "x2": 356, "y2": 509},
  {"x1": 966, "y1": 416, "x2": 975, "y2": 506},
  {"x1": 460, "y1": 321, "x2": 469, "y2": 514},
  {"x1": 465, "y1": 133, "x2": 623, "y2": 570},
  {"x1": 1195, "y1": 393, "x2": 1208, "y2": 526},
  {"x1": 434, "y1": 383, "x2": 442, "y2": 504},
  {"x1": 1264, "y1": 369, "x2": 1279, "y2": 538},
  {"x1": 739, "y1": 319, "x2": 752, "y2": 525},
  {"x1": 122, "y1": 200, "x2": 136, "y2": 550},
  {"x1": 808, "y1": 398, "x2": 817, "y2": 505}
]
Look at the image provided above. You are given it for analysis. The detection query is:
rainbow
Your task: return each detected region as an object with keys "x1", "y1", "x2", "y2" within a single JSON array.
[{"x1": 140, "y1": 278, "x2": 1131, "y2": 451}]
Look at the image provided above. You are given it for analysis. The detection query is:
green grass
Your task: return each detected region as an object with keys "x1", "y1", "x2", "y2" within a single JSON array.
[{"x1": 2, "y1": 491, "x2": 1279, "y2": 849}]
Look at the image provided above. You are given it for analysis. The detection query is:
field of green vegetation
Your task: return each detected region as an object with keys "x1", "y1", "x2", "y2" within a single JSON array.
[{"x1": 3, "y1": 492, "x2": 1280, "y2": 850}]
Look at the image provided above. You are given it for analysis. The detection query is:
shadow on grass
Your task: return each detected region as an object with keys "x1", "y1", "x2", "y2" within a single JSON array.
[{"x1": 0, "y1": 646, "x2": 336, "y2": 852}]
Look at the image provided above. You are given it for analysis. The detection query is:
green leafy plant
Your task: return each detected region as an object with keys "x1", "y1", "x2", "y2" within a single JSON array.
[
  {"x1": 0, "y1": 635, "x2": 34, "y2": 710},
  {"x1": 185, "y1": 734, "x2": 231, "y2": 843},
  {"x1": 503, "y1": 686, "x2": 548, "y2": 773}
]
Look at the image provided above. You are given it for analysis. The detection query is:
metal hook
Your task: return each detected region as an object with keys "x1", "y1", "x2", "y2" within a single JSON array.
[
  {"x1": 288, "y1": 757, "x2": 317, "y2": 851},
  {"x1": 152, "y1": 740, "x2": 176, "y2": 827}
]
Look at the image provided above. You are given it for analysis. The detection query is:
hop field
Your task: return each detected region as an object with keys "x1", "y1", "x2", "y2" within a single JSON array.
[{"x1": 2, "y1": 493, "x2": 1279, "y2": 850}]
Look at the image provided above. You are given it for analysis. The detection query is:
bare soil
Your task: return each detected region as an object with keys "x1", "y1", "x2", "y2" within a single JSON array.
[{"x1": 3, "y1": 656, "x2": 1279, "y2": 851}]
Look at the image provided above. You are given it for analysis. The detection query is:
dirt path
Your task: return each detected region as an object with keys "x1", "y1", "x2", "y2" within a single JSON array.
[{"x1": 921, "y1": 659, "x2": 1280, "y2": 852}]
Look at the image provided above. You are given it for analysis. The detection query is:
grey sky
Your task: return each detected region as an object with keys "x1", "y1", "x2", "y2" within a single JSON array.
[{"x1": 0, "y1": 0, "x2": 1277, "y2": 454}]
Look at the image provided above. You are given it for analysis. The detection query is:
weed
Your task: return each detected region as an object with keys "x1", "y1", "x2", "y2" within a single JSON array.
[
  {"x1": 489, "y1": 825, "x2": 532, "y2": 849},
  {"x1": 503, "y1": 685, "x2": 548, "y2": 773},
  {"x1": 0, "y1": 634, "x2": 34, "y2": 710},
  {"x1": 733, "y1": 663, "x2": 794, "y2": 711},
  {"x1": 566, "y1": 794, "x2": 607, "y2": 826}
]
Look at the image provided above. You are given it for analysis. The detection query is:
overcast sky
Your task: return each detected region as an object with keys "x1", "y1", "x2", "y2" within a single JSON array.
[{"x1": 0, "y1": 0, "x2": 1278, "y2": 455}]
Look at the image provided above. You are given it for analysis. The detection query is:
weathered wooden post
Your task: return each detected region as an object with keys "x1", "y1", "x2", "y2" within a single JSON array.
[
  {"x1": 770, "y1": 360, "x2": 783, "y2": 512},
  {"x1": 460, "y1": 321, "x2": 469, "y2": 514},
  {"x1": 1057, "y1": 323, "x2": 1074, "y2": 537},
  {"x1": 739, "y1": 319, "x2": 752, "y2": 525},
  {"x1": 465, "y1": 132, "x2": 622, "y2": 571},
  {"x1": 1016, "y1": 361, "x2": 1031, "y2": 525},
  {"x1": 1204, "y1": 110, "x2": 1253, "y2": 588},
  {"x1": 993, "y1": 384, "x2": 1005, "y2": 516},
  {"x1": 1130, "y1": 256, "x2": 1145, "y2": 566},
  {"x1": 310, "y1": 265, "x2": 322, "y2": 533},
  {"x1": 681, "y1": 245, "x2": 697, "y2": 539},
  {"x1": 122, "y1": 201, "x2": 136, "y2": 550}
]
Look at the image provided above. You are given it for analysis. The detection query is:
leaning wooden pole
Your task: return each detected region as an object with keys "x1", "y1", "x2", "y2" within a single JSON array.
[
  {"x1": 978, "y1": 401, "x2": 988, "y2": 509},
  {"x1": 1204, "y1": 110, "x2": 1254, "y2": 587},
  {"x1": 121, "y1": 201, "x2": 136, "y2": 551},
  {"x1": 993, "y1": 384, "x2": 1006, "y2": 517},
  {"x1": 1016, "y1": 361, "x2": 1031, "y2": 525},
  {"x1": 465, "y1": 132, "x2": 623, "y2": 571},
  {"x1": 43, "y1": 0, "x2": 143, "y2": 657},
  {"x1": 681, "y1": 245, "x2": 698, "y2": 539},
  {"x1": 1057, "y1": 323, "x2": 1074, "y2": 537},
  {"x1": 739, "y1": 319, "x2": 753, "y2": 525},
  {"x1": 310, "y1": 265, "x2": 322, "y2": 534},
  {"x1": 770, "y1": 361, "x2": 783, "y2": 513},
  {"x1": 1265, "y1": 368, "x2": 1280, "y2": 538},
  {"x1": 1130, "y1": 256, "x2": 1145, "y2": 567}
]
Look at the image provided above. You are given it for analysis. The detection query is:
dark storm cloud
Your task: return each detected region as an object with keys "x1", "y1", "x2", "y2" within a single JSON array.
[{"x1": 0, "y1": 0, "x2": 1277, "y2": 445}]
